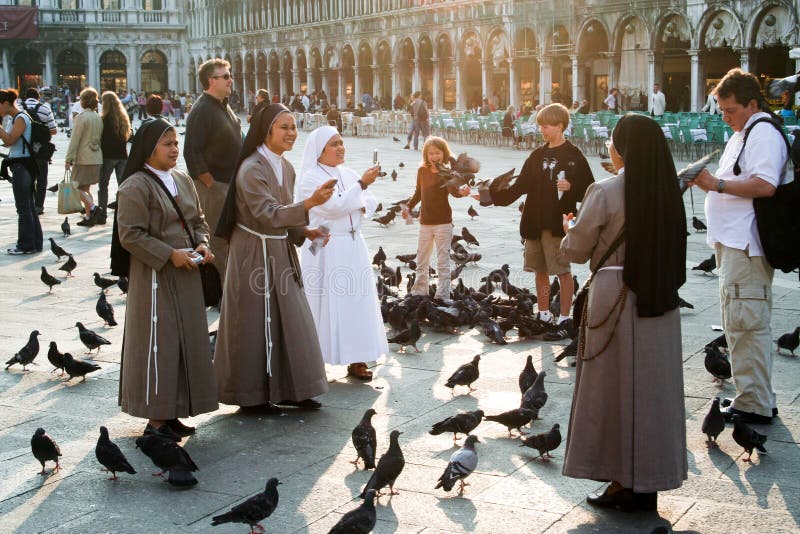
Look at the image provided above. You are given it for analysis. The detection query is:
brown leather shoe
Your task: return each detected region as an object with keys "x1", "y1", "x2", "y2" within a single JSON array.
[{"x1": 347, "y1": 363, "x2": 373, "y2": 381}]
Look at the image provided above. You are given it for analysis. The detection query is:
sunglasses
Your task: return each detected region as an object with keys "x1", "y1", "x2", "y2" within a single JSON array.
[{"x1": 211, "y1": 73, "x2": 232, "y2": 80}]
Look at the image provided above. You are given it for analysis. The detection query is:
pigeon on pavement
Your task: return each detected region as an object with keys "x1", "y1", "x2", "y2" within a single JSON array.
[
  {"x1": 444, "y1": 354, "x2": 480, "y2": 395},
  {"x1": 6, "y1": 330, "x2": 41, "y2": 371},
  {"x1": 692, "y1": 255, "x2": 716, "y2": 275},
  {"x1": 485, "y1": 409, "x2": 537, "y2": 437},
  {"x1": 58, "y1": 254, "x2": 77, "y2": 277},
  {"x1": 518, "y1": 355, "x2": 538, "y2": 394},
  {"x1": 41, "y1": 266, "x2": 61, "y2": 293},
  {"x1": 360, "y1": 430, "x2": 404, "y2": 497},
  {"x1": 521, "y1": 370, "x2": 548, "y2": 412},
  {"x1": 49, "y1": 238, "x2": 69, "y2": 261},
  {"x1": 47, "y1": 341, "x2": 65, "y2": 375},
  {"x1": 692, "y1": 216, "x2": 707, "y2": 232},
  {"x1": 117, "y1": 276, "x2": 129, "y2": 294},
  {"x1": 95, "y1": 426, "x2": 136, "y2": 480},
  {"x1": 76, "y1": 322, "x2": 111, "y2": 353},
  {"x1": 461, "y1": 227, "x2": 479, "y2": 246},
  {"x1": 351, "y1": 408, "x2": 377, "y2": 470},
  {"x1": 731, "y1": 414, "x2": 768, "y2": 462},
  {"x1": 212, "y1": 477, "x2": 281, "y2": 532},
  {"x1": 135, "y1": 433, "x2": 199, "y2": 486},
  {"x1": 776, "y1": 327, "x2": 800, "y2": 355},
  {"x1": 701, "y1": 398, "x2": 725, "y2": 448},
  {"x1": 96, "y1": 292, "x2": 118, "y2": 326},
  {"x1": 387, "y1": 320, "x2": 421, "y2": 353},
  {"x1": 372, "y1": 246, "x2": 386, "y2": 266},
  {"x1": 429, "y1": 410, "x2": 484, "y2": 444},
  {"x1": 372, "y1": 210, "x2": 396, "y2": 226},
  {"x1": 520, "y1": 423, "x2": 562, "y2": 460},
  {"x1": 94, "y1": 272, "x2": 119, "y2": 293},
  {"x1": 62, "y1": 353, "x2": 101, "y2": 381},
  {"x1": 330, "y1": 489, "x2": 377, "y2": 533},
  {"x1": 435, "y1": 435, "x2": 479, "y2": 495},
  {"x1": 31, "y1": 428, "x2": 62, "y2": 475},
  {"x1": 467, "y1": 205, "x2": 478, "y2": 219},
  {"x1": 704, "y1": 345, "x2": 731, "y2": 384},
  {"x1": 61, "y1": 217, "x2": 71, "y2": 237}
]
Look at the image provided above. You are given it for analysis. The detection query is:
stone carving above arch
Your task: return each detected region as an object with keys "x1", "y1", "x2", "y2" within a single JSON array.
[
  {"x1": 463, "y1": 34, "x2": 482, "y2": 59},
  {"x1": 661, "y1": 14, "x2": 691, "y2": 44},
  {"x1": 489, "y1": 32, "x2": 509, "y2": 68},
  {"x1": 755, "y1": 5, "x2": 797, "y2": 47},
  {"x1": 704, "y1": 11, "x2": 741, "y2": 49}
]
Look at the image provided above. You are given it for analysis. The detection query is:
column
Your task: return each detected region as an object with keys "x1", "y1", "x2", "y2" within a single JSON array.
[
  {"x1": 689, "y1": 49, "x2": 700, "y2": 112},
  {"x1": 570, "y1": 55, "x2": 578, "y2": 104},
  {"x1": 539, "y1": 58, "x2": 551, "y2": 105},
  {"x1": 606, "y1": 52, "x2": 617, "y2": 91},
  {"x1": 1, "y1": 48, "x2": 10, "y2": 88},
  {"x1": 353, "y1": 64, "x2": 360, "y2": 104},
  {"x1": 338, "y1": 68, "x2": 345, "y2": 108},
  {"x1": 455, "y1": 61, "x2": 465, "y2": 110},
  {"x1": 320, "y1": 67, "x2": 328, "y2": 97},
  {"x1": 647, "y1": 50, "x2": 656, "y2": 111},
  {"x1": 127, "y1": 45, "x2": 138, "y2": 92},
  {"x1": 168, "y1": 46, "x2": 178, "y2": 92},
  {"x1": 481, "y1": 59, "x2": 489, "y2": 100},
  {"x1": 280, "y1": 72, "x2": 288, "y2": 100},
  {"x1": 372, "y1": 65, "x2": 380, "y2": 101},
  {"x1": 391, "y1": 64, "x2": 399, "y2": 105},
  {"x1": 293, "y1": 68, "x2": 301, "y2": 95},
  {"x1": 432, "y1": 58, "x2": 441, "y2": 110},
  {"x1": 508, "y1": 58, "x2": 518, "y2": 110},
  {"x1": 413, "y1": 59, "x2": 421, "y2": 94},
  {"x1": 44, "y1": 48, "x2": 54, "y2": 88},
  {"x1": 87, "y1": 44, "x2": 98, "y2": 89},
  {"x1": 738, "y1": 48, "x2": 750, "y2": 73}
]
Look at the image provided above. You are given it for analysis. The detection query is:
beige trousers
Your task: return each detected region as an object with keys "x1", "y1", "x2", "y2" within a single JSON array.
[
  {"x1": 196, "y1": 180, "x2": 230, "y2": 285},
  {"x1": 411, "y1": 223, "x2": 452, "y2": 300},
  {"x1": 715, "y1": 244, "x2": 776, "y2": 417}
]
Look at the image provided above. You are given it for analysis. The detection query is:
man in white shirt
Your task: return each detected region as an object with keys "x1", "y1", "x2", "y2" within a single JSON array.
[
  {"x1": 603, "y1": 88, "x2": 619, "y2": 113},
  {"x1": 691, "y1": 68, "x2": 788, "y2": 425},
  {"x1": 702, "y1": 90, "x2": 719, "y2": 115},
  {"x1": 650, "y1": 83, "x2": 666, "y2": 117}
]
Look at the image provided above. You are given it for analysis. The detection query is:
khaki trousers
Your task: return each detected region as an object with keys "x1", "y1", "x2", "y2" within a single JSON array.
[
  {"x1": 411, "y1": 223, "x2": 452, "y2": 300},
  {"x1": 196, "y1": 180, "x2": 230, "y2": 284},
  {"x1": 715, "y1": 244, "x2": 776, "y2": 417}
]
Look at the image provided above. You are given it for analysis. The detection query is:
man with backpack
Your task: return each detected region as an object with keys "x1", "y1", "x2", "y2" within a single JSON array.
[
  {"x1": 691, "y1": 68, "x2": 789, "y2": 425},
  {"x1": 21, "y1": 88, "x2": 57, "y2": 215},
  {"x1": 404, "y1": 91, "x2": 429, "y2": 150}
]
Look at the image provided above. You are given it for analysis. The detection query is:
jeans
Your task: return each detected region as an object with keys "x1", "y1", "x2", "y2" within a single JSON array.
[
  {"x1": 98, "y1": 158, "x2": 127, "y2": 210},
  {"x1": 406, "y1": 119, "x2": 430, "y2": 150},
  {"x1": 10, "y1": 161, "x2": 43, "y2": 251},
  {"x1": 138, "y1": 105, "x2": 146, "y2": 120},
  {"x1": 33, "y1": 158, "x2": 49, "y2": 211}
]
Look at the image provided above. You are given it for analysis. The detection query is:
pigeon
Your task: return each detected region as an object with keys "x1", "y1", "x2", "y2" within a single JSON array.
[
  {"x1": 31, "y1": 428, "x2": 62, "y2": 475},
  {"x1": 96, "y1": 292, "x2": 118, "y2": 326},
  {"x1": 435, "y1": 435, "x2": 479, "y2": 496},
  {"x1": 518, "y1": 355, "x2": 538, "y2": 395},
  {"x1": 107, "y1": 201, "x2": 118, "y2": 210},
  {"x1": 330, "y1": 489, "x2": 377, "y2": 533},
  {"x1": 701, "y1": 398, "x2": 726, "y2": 448},
  {"x1": 395, "y1": 253, "x2": 416, "y2": 264},
  {"x1": 58, "y1": 254, "x2": 77, "y2": 277},
  {"x1": 117, "y1": 276, "x2": 129, "y2": 294},
  {"x1": 678, "y1": 296, "x2": 694, "y2": 309},
  {"x1": 135, "y1": 433, "x2": 199, "y2": 486},
  {"x1": 467, "y1": 205, "x2": 479, "y2": 219},
  {"x1": 6, "y1": 330, "x2": 41, "y2": 371},
  {"x1": 62, "y1": 353, "x2": 101, "y2": 381},
  {"x1": 360, "y1": 430, "x2": 404, "y2": 497},
  {"x1": 49, "y1": 238, "x2": 69, "y2": 261},
  {"x1": 387, "y1": 320, "x2": 421, "y2": 353},
  {"x1": 47, "y1": 183, "x2": 59, "y2": 193},
  {"x1": 444, "y1": 354, "x2": 480, "y2": 395},
  {"x1": 372, "y1": 246, "x2": 386, "y2": 266},
  {"x1": 95, "y1": 426, "x2": 136, "y2": 480},
  {"x1": 553, "y1": 337, "x2": 578, "y2": 365},
  {"x1": 47, "y1": 341, "x2": 65, "y2": 375},
  {"x1": 429, "y1": 410, "x2": 484, "y2": 444},
  {"x1": 521, "y1": 370, "x2": 548, "y2": 412},
  {"x1": 61, "y1": 217, "x2": 71, "y2": 237},
  {"x1": 76, "y1": 321, "x2": 111, "y2": 353},
  {"x1": 706, "y1": 333, "x2": 728, "y2": 352},
  {"x1": 391, "y1": 169, "x2": 398, "y2": 181},
  {"x1": 704, "y1": 345, "x2": 731, "y2": 384},
  {"x1": 392, "y1": 136, "x2": 401, "y2": 142},
  {"x1": 520, "y1": 423, "x2": 562, "y2": 460},
  {"x1": 94, "y1": 272, "x2": 119, "y2": 293},
  {"x1": 405, "y1": 272, "x2": 415, "y2": 293},
  {"x1": 692, "y1": 254, "x2": 716, "y2": 275},
  {"x1": 731, "y1": 414, "x2": 768, "y2": 462},
  {"x1": 398, "y1": 162, "x2": 405, "y2": 168},
  {"x1": 692, "y1": 216, "x2": 707, "y2": 232},
  {"x1": 211, "y1": 477, "x2": 281, "y2": 531},
  {"x1": 776, "y1": 326, "x2": 800, "y2": 355},
  {"x1": 41, "y1": 266, "x2": 61, "y2": 293},
  {"x1": 485, "y1": 409, "x2": 538, "y2": 437},
  {"x1": 374, "y1": 202, "x2": 383, "y2": 212},
  {"x1": 351, "y1": 408, "x2": 378, "y2": 470},
  {"x1": 767, "y1": 73, "x2": 799, "y2": 98},
  {"x1": 372, "y1": 210, "x2": 396, "y2": 226},
  {"x1": 461, "y1": 227, "x2": 479, "y2": 246}
]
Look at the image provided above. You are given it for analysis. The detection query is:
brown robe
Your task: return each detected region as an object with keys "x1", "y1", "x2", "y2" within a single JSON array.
[
  {"x1": 560, "y1": 173, "x2": 687, "y2": 493},
  {"x1": 214, "y1": 151, "x2": 329, "y2": 406},
  {"x1": 117, "y1": 169, "x2": 218, "y2": 420}
]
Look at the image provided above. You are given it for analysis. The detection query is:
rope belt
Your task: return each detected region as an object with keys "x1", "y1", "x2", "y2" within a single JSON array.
[
  {"x1": 146, "y1": 269, "x2": 159, "y2": 405},
  {"x1": 237, "y1": 223, "x2": 287, "y2": 376}
]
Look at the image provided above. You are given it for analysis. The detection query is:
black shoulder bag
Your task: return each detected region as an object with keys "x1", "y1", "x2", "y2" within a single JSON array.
[
  {"x1": 144, "y1": 170, "x2": 223, "y2": 307},
  {"x1": 572, "y1": 229, "x2": 626, "y2": 328}
]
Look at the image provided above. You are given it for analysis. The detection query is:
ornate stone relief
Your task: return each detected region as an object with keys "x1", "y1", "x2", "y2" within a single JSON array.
[
  {"x1": 704, "y1": 11, "x2": 741, "y2": 48},
  {"x1": 661, "y1": 15, "x2": 691, "y2": 43},
  {"x1": 490, "y1": 33, "x2": 508, "y2": 68},
  {"x1": 755, "y1": 6, "x2": 796, "y2": 47}
]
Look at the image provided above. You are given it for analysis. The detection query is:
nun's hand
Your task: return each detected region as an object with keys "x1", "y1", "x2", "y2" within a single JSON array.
[
  {"x1": 196, "y1": 244, "x2": 214, "y2": 264},
  {"x1": 360, "y1": 165, "x2": 380, "y2": 186},
  {"x1": 170, "y1": 248, "x2": 199, "y2": 270},
  {"x1": 304, "y1": 227, "x2": 331, "y2": 246}
]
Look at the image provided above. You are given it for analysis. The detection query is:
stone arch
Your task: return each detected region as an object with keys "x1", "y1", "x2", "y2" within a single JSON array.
[
  {"x1": 281, "y1": 49, "x2": 294, "y2": 96},
  {"x1": 576, "y1": 19, "x2": 610, "y2": 108},
  {"x1": 696, "y1": 7, "x2": 743, "y2": 50},
  {"x1": 376, "y1": 40, "x2": 393, "y2": 103},
  {"x1": 654, "y1": 12, "x2": 693, "y2": 111},
  {"x1": 188, "y1": 56, "x2": 197, "y2": 94},
  {"x1": 486, "y1": 27, "x2": 511, "y2": 108},
  {"x1": 418, "y1": 34, "x2": 434, "y2": 103},
  {"x1": 396, "y1": 37, "x2": 416, "y2": 98},
  {"x1": 613, "y1": 15, "x2": 650, "y2": 106},
  {"x1": 547, "y1": 23, "x2": 573, "y2": 104},
  {"x1": 268, "y1": 50, "x2": 281, "y2": 98},
  {"x1": 295, "y1": 48, "x2": 308, "y2": 93},
  {"x1": 514, "y1": 26, "x2": 539, "y2": 108},
  {"x1": 435, "y1": 32, "x2": 456, "y2": 108},
  {"x1": 356, "y1": 41, "x2": 373, "y2": 98},
  {"x1": 256, "y1": 52, "x2": 268, "y2": 93},
  {"x1": 341, "y1": 44, "x2": 355, "y2": 107},
  {"x1": 747, "y1": 3, "x2": 798, "y2": 86},
  {"x1": 140, "y1": 49, "x2": 168, "y2": 93}
]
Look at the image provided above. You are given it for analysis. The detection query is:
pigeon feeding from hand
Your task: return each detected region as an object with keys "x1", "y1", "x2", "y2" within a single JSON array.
[
  {"x1": 731, "y1": 415, "x2": 768, "y2": 462},
  {"x1": 704, "y1": 345, "x2": 731, "y2": 384},
  {"x1": 429, "y1": 410, "x2": 484, "y2": 444},
  {"x1": 117, "y1": 276, "x2": 129, "y2": 294},
  {"x1": 521, "y1": 423, "x2": 562, "y2": 460},
  {"x1": 94, "y1": 272, "x2": 119, "y2": 293},
  {"x1": 6, "y1": 330, "x2": 41, "y2": 371},
  {"x1": 96, "y1": 292, "x2": 118, "y2": 326},
  {"x1": 692, "y1": 254, "x2": 716, "y2": 275},
  {"x1": 521, "y1": 370, "x2": 548, "y2": 412},
  {"x1": 76, "y1": 322, "x2": 111, "y2": 353},
  {"x1": 701, "y1": 398, "x2": 726, "y2": 448},
  {"x1": 58, "y1": 255, "x2": 77, "y2": 277},
  {"x1": 518, "y1": 355, "x2": 538, "y2": 394},
  {"x1": 31, "y1": 428, "x2": 62, "y2": 475},
  {"x1": 360, "y1": 430, "x2": 405, "y2": 498},
  {"x1": 62, "y1": 353, "x2": 101, "y2": 382},
  {"x1": 351, "y1": 408, "x2": 377, "y2": 470},
  {"x1": 41, "y1": 266, "x2": 61, "y2": 293},
  {"x1": 95, "y1": 426, "x2": 136, "y2": 480},
  {"x1": 47, "y1": 341, "x2": 65, "y2": 375},
  {"x1": 485, "y1": 409, "x2": 537, "y2": 437},
  {"x1": 135, "y1": 434, "x2": 199, "y2": 486},
  {"x1": 461, "y1": 227, "x2": 479, "y2": 246},
  {"x1": 330, "y1": 489, "x2": 377, "y2": 533},
  {"x1": 467, "y1": 205, "x2": 479, "y2": 219},
  {"x1": 444, "y1": 354, "x2": 480, "y2": 395},
  {"x1": 692, "y1": 216, "x2": 707, "y2": 232},
  {"x1": 211, "y1": 477, "x2": 281, "y2": 532},
  {"x1": 387, "y1": 320, "x2": 421, "y2": 353},
  {"x1": 435, "y1": 435, "x2": 479, "y2": 496},
  {"x1": 61, "y1": 217, "x2": 71, "y2": 237},
  {"x1": 776, "y1": 327, "x2": 800, "y2": 355},
  {"x1": 49, "y1": 238, "x2": 69, "y2": 261}
]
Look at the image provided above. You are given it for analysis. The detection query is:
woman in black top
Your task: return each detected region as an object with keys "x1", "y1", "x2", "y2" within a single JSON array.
[{"x1": 98, "y1": 91, "x2": 132, "y2": 224}]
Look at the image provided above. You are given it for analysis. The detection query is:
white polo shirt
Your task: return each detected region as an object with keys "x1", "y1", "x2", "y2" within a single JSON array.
[{"x1": 705, "y1": 112, "x2": 788, "y2": 256}]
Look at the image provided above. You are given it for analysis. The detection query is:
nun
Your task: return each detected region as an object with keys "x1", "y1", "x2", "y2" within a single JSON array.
[
  {"x1": 114, "y1": 117, "x2": 218, "y2": 441},
  {"x1": 296, "y1": 126, "x2": 387, "y2": 381},
  {"x1": 214, "y1": 104, "x2": 334, "y2": 413}
]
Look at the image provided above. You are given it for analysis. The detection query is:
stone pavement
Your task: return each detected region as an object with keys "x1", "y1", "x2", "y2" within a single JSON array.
[{"x1": 1, "y1": 117, "x2": 799, "y2": 534}]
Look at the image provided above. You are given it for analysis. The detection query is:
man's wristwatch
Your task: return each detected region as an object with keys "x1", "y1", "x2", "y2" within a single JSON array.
[{"x1": 716, "y1": 179, "x2": 726, "y2": 194}]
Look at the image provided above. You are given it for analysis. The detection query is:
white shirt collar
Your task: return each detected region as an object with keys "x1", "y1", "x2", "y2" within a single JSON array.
[
  {"x1": 258, "y1": 144, "x2": 284, "y2": 186},
  {"x1": 145, "y1": 163, "x2": 178, "y2": 197}
]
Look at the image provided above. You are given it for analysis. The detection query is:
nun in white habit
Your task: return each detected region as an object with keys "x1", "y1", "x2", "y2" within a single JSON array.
[{"x1": 297, "y1": 126, "x2": 387, "y2": 381}]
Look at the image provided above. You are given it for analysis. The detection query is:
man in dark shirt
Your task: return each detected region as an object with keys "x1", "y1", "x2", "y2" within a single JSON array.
[
  {"x1": 484, "y1": 103, "x2": 594, "y2": 340},
  {"x1": 21, "y1": 88, "x2": 58, "y2": 214},
  {"x1": 183, "y1": 58, "x2": 242, "y2": 283}
]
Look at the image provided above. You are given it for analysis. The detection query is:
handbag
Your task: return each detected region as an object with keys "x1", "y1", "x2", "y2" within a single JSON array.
[
  {"x1": 572, "y1": 229, "x2": 625, "y2": 328},
  {"x1": 57, "y1": 169, "x2": 83, "y2": 214},
  {"x1": 144, "y1": 170, "x2": 223, "y2": 307}
]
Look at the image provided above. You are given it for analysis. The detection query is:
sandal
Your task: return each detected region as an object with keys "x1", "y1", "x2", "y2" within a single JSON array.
[{"x1": 347, "y1": 363, "x2": 373, "y2": 381}]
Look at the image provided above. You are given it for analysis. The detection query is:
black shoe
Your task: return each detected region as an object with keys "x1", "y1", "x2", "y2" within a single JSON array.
[
  {"x1": 721, "y1": 407, "x2": 773, "y2": 425},
  {"x1": 37, "y1": 207, "x2": 44, "y2": 215},
  {"x1": 76, "y1": 217, "x2": 92, "y2": 227},
  {"x1": 238, "y1": 403, "x2": 283, "y2": 415},
  {"x1": 721, "y1": 398, "x2": 778, "y2": 417},
  {"x1": 7, "y1": 247, "x2": 36, "y2": 255},
  {"x1": 144, "y1": 423, "x2": 182, "y2": 442},
  {"x1": 633, "y1": 491, "x2": 657, "y2": 511},
  {"x1": 165, "y1": 419, "x2": 196, "y2": 437},
  {"x1": 587, "y1": 487, "x2": 638, "y2": 513},
  {"x1": 278, "y1": 398, "x2": 322, "y2": 410},
  {"x1": 544, "y1": 318, "x2": 575, "y2": 341},
  {"x1": 87, "y1": 206, "x2": 105, "y2": 226}
]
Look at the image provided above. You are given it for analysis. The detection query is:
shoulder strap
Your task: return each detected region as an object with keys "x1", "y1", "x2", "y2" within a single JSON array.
[
  {"x1": 734, "y1": 117, "x2": 791, "y2": 176},
  {"x1": 592, "y1": 229, "x2": 625, "y2": 274},
  {"x1": 142, "y1": 169, "x2": 198, "y2": 249}
]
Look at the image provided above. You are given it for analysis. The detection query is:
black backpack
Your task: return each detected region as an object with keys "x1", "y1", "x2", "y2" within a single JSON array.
[
  {"x1": 20, "y1": 102, "x2": 56, "y2": 161},
  {"x1": 418, "y1": 101, "x2": 429, "y2": 122},
  {"x1": 736, "y1": 117, "x2": 800, "y2": 273}
]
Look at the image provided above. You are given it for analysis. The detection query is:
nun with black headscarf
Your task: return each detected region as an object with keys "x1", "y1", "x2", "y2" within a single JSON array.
[
  {"x1": 115, "y1": 117, "x2": 218, "y2": 441},
  {"x1": 214, "y1": 104, "x2": 334, "y2": 413},
  {"x1": 559, "y1": 113, "x2": 687, "y2": 512}
]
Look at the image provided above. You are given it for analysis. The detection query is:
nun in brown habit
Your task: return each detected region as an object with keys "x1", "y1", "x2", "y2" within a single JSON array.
[
  {"x1": 113, "y1": 118, "x2": 218, "y2": 440},
  {"x1": 560, "y1": 114, "x2": 687, "y2": 512},
  {"x1": 214, "y1": 104, "x2": 334, "y2": 412}
]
